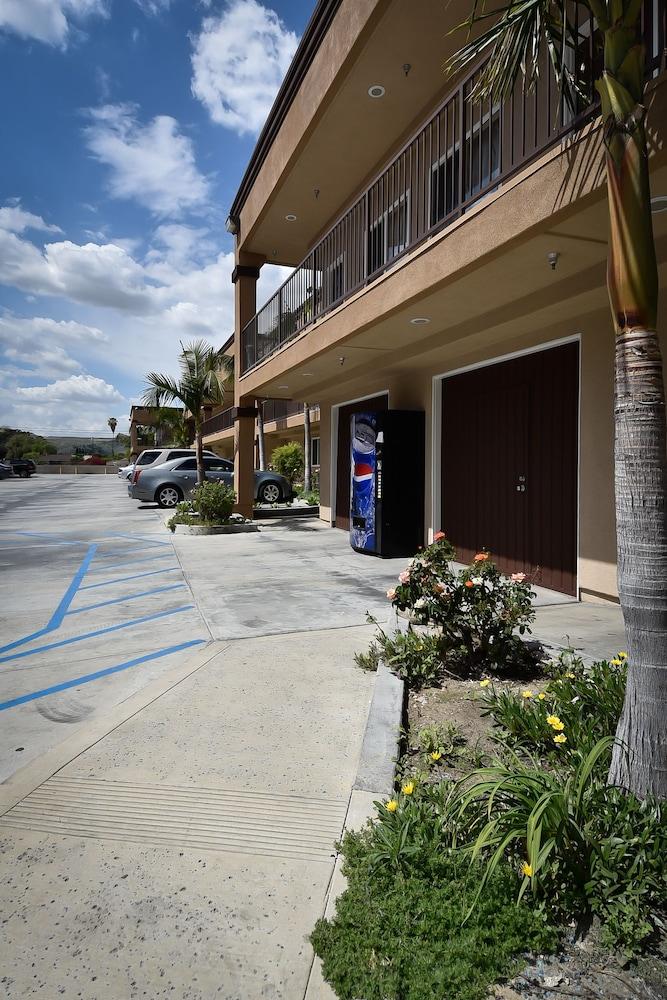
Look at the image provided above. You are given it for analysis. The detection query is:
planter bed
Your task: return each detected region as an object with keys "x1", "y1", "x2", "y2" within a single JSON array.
[
  {"x1": 253, "y1": 503, "x2": 319, "y2": 519},
  {"x1": 170, "y1": 522, "x2": 259, "y2": 535}
]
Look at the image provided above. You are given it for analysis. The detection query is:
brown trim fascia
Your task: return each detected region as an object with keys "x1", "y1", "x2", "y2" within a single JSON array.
[{"x1": 228, "y1": 0, "x2": 342, "y2": 222}]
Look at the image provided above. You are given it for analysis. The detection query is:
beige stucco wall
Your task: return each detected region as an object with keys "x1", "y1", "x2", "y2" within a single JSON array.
[{"x1": 316, "y1": 309, "x2": 667, "y2": 604}]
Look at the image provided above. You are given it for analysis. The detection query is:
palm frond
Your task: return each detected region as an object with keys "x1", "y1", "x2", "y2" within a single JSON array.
[
  {"x1": 142, "y1": 373, "x2": 183, "y2": 408},
  {"x1": 445, "y1": 0, "x2": 589, "y2": 115}
]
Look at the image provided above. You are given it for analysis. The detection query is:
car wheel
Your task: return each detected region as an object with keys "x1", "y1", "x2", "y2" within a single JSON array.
[
  {"x1": 258, "y1": 481, "x2": 282, "y2": 504},
  {"x1": 19, "y1": 470, "x2": 29, "y2": 478},
  {"x1": 155, "y1": 484, "x2": 182, "y2": 508}
]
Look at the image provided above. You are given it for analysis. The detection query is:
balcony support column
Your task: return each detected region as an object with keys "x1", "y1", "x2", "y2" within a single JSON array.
[{"x1": 232, "y1": 251, "x2": 263, "y2": 517}]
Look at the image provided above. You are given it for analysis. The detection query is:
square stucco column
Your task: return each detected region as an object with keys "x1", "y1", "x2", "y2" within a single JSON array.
[{"x1": 232, "y1": 255, "x2": 262, "y2": 517}]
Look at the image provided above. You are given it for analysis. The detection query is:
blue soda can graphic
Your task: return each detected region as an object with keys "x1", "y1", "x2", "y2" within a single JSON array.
[{"x1": 350, "y1": 412, "x2": 377, "y2": 552}]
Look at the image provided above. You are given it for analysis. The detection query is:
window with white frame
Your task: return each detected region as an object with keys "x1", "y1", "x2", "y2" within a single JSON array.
[{"x1": 367, "y1": 192, "x2": 410, "y2": 275}]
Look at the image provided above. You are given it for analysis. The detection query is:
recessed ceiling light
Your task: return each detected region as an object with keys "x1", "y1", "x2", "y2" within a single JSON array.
[
  {"x1": 278, "y1": 384, "x2": 289, "y2": 390},
  {"x1": 410, "y1": 317, "x2": 430, "y2": 325},
  {"x1": 368, "y1": 85, "x2": 385, "y2": 99},
  {"x1": 302, "y1": 372, "x2": 314, "y2": 377},
  {"x1": 285, "y1": 213, "x2": 297, "y2": 222},
  {"x1": 651, "y1": 196, "x2": 667, "y2": 213}
]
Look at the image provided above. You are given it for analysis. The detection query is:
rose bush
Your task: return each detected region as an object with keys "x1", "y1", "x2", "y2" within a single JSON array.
[{"x1": 388, "y1": 534, "x2": 535, "y2": 672}]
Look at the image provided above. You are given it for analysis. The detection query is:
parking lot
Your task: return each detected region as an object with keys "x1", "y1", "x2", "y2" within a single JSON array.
[{"x1": 0, "y1": 475, "x2": 208, "y2": 781}]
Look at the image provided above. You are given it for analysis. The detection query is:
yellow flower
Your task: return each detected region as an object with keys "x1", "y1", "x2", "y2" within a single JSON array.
[
  {"x1": 401, "y1": 781, "x2": 415, "y2": 795},
  {"x1": 546, "y1": 715, "x2": 561, "y2": 727},
  {"x1": 430, "y1": 751, "x2": 442, "y2": 762},
  {"x1": 538, "y1": 693, "x2": 546, "y2": 701},
  {"x1": 385, "y1": 799, "x2": 398, "y2": 812},
  {"x1": 522, "y1": 690, "x2": 533, "y2": 699},
  {"x1": 618, "y1": 651, "x2": 628, "y2": 660},
  {"x1": 479, "y1": 678, "x2": 491, "y2": 688},
  {"x1": 551, "y1": 720, "x2": 565, "y2": 731},
  {"x1": 553, "y1": 733, "x2": 568, "y2": 745},
  {"x1": 610, "y1": 658, "x2": 622, "y2": 666},
  {"x1": 521, "y1": 861, "x2": 534, "y2": 878},
  {"x1": 566, "y1": 672, "x2": 575, "y2": 679}
]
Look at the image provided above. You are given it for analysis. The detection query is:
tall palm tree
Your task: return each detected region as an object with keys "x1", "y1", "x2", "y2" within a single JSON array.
[
  {"x1": 446, "y1": 1, "x2": 665, "y2": 798},
  {"x1": 107, "y1": 417, "x2": 117, "y2": 458},
  {"x1": 256, "y1": 400, "x2": 266, "y2": 471},
  {"x1": 303, "y1": 403, "x2": 312, "y2": 493},
  {"x1": 143, "y1": 340, "x2": 233, "y2": 485}
]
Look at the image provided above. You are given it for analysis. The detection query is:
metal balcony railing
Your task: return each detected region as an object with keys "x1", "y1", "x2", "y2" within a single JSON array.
[
  {"x1": 241, "y1": 1, "x2": 665, "y2": 376},
  {"x1": 201, "y1": 407, "x2": 234, "y2": 436}
]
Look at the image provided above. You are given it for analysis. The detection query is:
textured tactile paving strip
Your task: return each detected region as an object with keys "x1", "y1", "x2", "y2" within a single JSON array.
[{"x1": 0, "y1": 775, "x2": 347, "y2": 862}]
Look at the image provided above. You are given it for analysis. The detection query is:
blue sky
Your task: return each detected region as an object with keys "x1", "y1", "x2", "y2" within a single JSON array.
[{"x1": 0, "y1": 0, "x2": 313, "y2": 437}]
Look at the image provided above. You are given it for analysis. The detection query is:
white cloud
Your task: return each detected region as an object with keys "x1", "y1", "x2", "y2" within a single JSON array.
[
  {"x1": 0, "y1": 313, "x2": 108, "y2": 378},
  {"x1": 0, "y1": 205, "x2": 62, "y2": 235},
  {"x1": 16, "y1": 372, "x2": 123, "y2": 404},
  {"x1": 0, "y1": 0, "x2": 107, "y2": 47},
  {"x1": 191, "y1": 0, "x2": 298, "y2": 135},
  {"x1": 134, "y1": 0, "x2": 170, "y2": 13},
  {"x1": 84, "y1": 104, "x2": 212, "y2": 217}
]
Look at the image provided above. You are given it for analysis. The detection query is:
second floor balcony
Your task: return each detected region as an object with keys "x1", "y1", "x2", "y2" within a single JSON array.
[{"x1": 240, "y1": 1, "x2": 665, "y2": 377}]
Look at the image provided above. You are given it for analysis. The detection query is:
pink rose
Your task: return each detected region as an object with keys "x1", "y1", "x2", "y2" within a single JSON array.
[
  {"x1": 511, "y1": 572, "x2": 526, "y2": 583},
  {"x1": 398, "y1": 571, "x2": 411, "y2": 584},
  {"x1": 387, "y1": 588, "x2": 397, "y2": 600},
  {"x1": 433, "y1": 531, "x2": 446, "y2": 541}
]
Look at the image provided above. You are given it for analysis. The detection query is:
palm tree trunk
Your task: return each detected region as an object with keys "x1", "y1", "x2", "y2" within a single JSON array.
[
  {"x1": 303, "y1": 403, "x2": 312, "y2": 493},
  {"x1": 195, "y1": 420, "x2": 205, "y2": 486},
  {"x1": 257, "y1": 402, "x2": 266, "y2": 471},
  {"x1": 597, "y1": 20, "x2": 667, "y2": 798}
]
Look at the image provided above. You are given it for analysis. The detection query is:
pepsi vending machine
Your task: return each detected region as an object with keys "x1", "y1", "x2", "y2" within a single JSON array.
[{"x1": 350, "y1": 410, "x2": 424, "y2": 558}]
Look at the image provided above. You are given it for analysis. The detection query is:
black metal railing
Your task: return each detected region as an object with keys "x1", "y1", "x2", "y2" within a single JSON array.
[
  {"x1": 241, "y1": 1, "x2": 664, "y2": 375},
  {"x1": 201, "y1": 407, "x2": 234, "y2": 436}
]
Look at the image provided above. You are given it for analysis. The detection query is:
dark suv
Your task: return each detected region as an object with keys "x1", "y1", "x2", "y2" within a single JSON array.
[{"x1": 10, "y1": 458, "x2": 36, "y2": 478}]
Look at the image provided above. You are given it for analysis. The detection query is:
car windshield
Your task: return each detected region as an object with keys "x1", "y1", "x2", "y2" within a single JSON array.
[{"x1": 136, "y1": 451, "x2": 160, "y2": 465}]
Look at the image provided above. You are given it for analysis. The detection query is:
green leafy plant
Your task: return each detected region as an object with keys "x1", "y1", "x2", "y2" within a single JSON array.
[
  {"x1": 191, "y1": 480, "x2": 235, "y2": 523},
  {"x1": 358, "y1": 626, "x2": 447, "y2": 690},
  {"x1": 311, "y1": 783, "x2": 558, "y2": 1000},
  {"x1": 417, "y1": 721, "x2": 465, "y2": 760},
  {"x1": 454, "y1": 738, "x2": 666, "y2": 954},
  {"x1": 387, "y1": 536, "x2": 536, "y2": 673},
  {"x1": 270, "y1": 441, "x2": 304, "y2": 485}
]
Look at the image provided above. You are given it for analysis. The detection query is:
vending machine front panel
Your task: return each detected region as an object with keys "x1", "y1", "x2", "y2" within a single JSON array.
[{"x1": 350, "y1": 412, "x2": 378, "y2": 553}]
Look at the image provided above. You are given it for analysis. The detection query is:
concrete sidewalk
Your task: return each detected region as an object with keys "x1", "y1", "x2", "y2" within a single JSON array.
[{"x1": 0, "y1": 626, "x2": 377, "y2": 999}]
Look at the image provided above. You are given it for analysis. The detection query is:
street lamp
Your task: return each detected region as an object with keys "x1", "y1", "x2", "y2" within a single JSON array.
[{"x1": 107, "y1": 417, "x2": 117, "y2": 459}]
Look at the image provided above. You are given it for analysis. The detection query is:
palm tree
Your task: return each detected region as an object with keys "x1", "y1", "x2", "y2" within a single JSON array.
[
  {"x1": 107, "y1": 417, "x2": 117, "y2": 458},
  {"x1": 152, "y1": 406, "x2": 189, "y2": 447},
  {"x1": 256, "y1": 400, "x2": 266, "y2": 471},
  {"x1": 303, "y1": 403, "x2": 312, "y2": 493},
  {"x1": 446, "y1": 1, "x2": 665, "y2": 798},
  {"x1": 143, "y1": 340, "x2": 233, "y2": 485}
]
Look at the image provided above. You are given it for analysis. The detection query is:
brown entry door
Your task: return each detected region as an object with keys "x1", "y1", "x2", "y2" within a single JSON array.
[
  {"x1": 335, "y1": 394, "x2": 388, "y2": 531},
  {"x1": 441, "y1": 342, "x2": 579, "y2": 595}
]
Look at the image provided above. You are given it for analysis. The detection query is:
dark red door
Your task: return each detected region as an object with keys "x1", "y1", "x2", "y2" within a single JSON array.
[
  {"x1": 335, "y1": 394, "x2": 388, "y2": 530},
  {"x1": 441, "y1": 342, "x2": 578, "y2": 595}
]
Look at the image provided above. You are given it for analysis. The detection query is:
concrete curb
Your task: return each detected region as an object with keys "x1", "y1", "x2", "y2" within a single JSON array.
[
  {"x1": 0, "y1": 640, "x2": 224, "y2": 815},
  {"x1": 254, "y1": 504, "x2": 320, "y2": 520},
  {"x1": 170, "y1": 522, "x2": 260, "y2": 535}
]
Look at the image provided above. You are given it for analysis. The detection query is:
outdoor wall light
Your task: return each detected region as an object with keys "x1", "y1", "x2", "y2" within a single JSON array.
[
  {"x1": 547, "y1": 251, "x2": 559, "y2": 270},
  {"x1": 338, "y1": 356, "x2": 346, "y2": 366},
  {"x1": 285, "y1": 214, "x2": 297, "y2": 222},
  {"x1": 410, "y1": 317, "x2": 430, "y2": 325},
  {"x1": 368, "y1": 85, "x2": 385, "y2": 98},
  {"x1": 225, "y1": 214, "x2": 240, "y2": 235}
]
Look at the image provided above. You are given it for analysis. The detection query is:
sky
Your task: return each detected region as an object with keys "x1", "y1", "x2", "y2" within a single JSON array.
[{"x1": 0, "y1": 0, "x2": 314, "y2": 438}]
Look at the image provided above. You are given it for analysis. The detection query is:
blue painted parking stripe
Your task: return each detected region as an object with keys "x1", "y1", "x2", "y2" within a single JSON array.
[
  {"x1": 107, "y1": 532, "x2": 171, "y2": 547},
  {"x1": 79, "y1": 566, "x2": 180, "y2": 590},
  {"x1": 87, "y1": 552, "x2": 174, "y2": 573},
  {"x1": 0, "y1": 545, "x2": 97, "y2": 655},
  {"x1": 66, "y1": 583, "x2": 187, "y2": 615},
  {"x1": 0, "y1": 604, "x2": 194, "y2": 663},
  {"x1": 0, "y1": 640, "x2": 205, "y2": 712}
]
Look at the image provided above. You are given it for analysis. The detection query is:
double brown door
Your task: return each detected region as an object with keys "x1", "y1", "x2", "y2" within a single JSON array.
[
  {"x1": 441, "y1": 342, "x2": 579, "y2": 595},
  {"x1": 335, "y1": 394, "x2": 388, "y2": 531}
]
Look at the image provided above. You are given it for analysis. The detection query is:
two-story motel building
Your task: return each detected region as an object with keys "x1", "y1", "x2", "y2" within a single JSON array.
[{"x1": 228, "y1": 0, "x2": 666, "y2": 602}]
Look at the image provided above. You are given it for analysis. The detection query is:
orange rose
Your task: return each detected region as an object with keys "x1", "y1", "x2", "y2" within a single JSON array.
[
  {"x1": 464, "y1": 580, "x2": 474, "y2": 589},
  {"x1": 474, "y1": 552, "x2": 489, "y2": 562},
  {"x1": 433, "y1": 531, "x2": 446, "y2": 541}
]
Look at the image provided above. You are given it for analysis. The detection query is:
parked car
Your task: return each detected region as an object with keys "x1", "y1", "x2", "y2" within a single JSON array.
[
  {"x1": 118, "y1": 464, "x2": 135, "y2": 480},
  {"x1": 0, "y1": 461, "x2": 13, "y2": 480},
  {"x1": 10, "y1": 458, "x2": 36, "y2": 478},
  {"x1": 128, "y1": 456, "x2": 291, "y2": 508}
]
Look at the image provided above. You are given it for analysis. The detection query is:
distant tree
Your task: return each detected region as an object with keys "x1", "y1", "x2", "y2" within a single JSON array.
[
  {"x1": 107, "y1": 417, "x2": 117, "y2": 458},
  {"x1": 3, "y1": 432, "x2": 56, "y2": 460}
]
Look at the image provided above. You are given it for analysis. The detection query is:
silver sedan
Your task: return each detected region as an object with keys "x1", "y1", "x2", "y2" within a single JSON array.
[{"x1": 128, "y1": 455, "x2": 292, "y2": 508}]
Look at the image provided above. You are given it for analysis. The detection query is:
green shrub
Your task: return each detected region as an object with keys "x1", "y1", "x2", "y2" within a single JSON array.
[
  {"x1": 358, "y1": 626, "x2": 447, "y2": 689},
  {"x1": 311, "y1": 786, "x2": 558, "y2": 1000},
  {"x1": 191, "y1": 480, "x2": 235, "y2": 523},
  {"x1": 270, "y1": 441, "x2": 304, "y2": 485},
  {"x1": 297, "y1": 487, "x2": 320, "y2": 505},
  {"x1": 387, "y1": 536, "x2": 535, "y2": 673}
]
